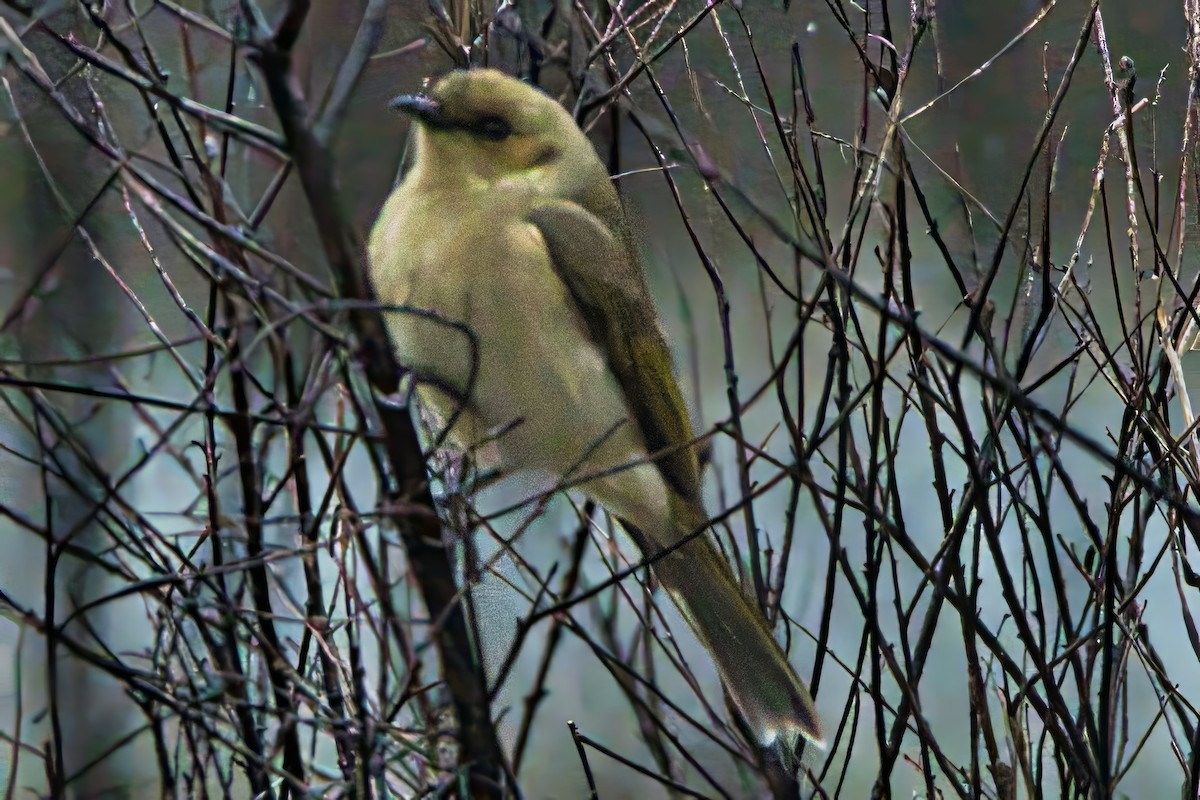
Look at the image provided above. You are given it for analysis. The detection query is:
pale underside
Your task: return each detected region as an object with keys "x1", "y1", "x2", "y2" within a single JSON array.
[
  {"x1": 368, "y1": 141, "x2": 822, "y2": 753},
  {"x1": 368, "y1": 177, "x2": 672, "y2": 535}
]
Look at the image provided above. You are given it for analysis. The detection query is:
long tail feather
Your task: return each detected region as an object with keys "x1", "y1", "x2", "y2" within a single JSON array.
[{"x1": 630, "y1": 498, "x2": 823, "y2": 760}]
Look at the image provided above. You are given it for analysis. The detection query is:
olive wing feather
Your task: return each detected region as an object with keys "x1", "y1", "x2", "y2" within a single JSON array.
[{"x1": 526, "y1": 201, "x2": 701, "y2": 502}]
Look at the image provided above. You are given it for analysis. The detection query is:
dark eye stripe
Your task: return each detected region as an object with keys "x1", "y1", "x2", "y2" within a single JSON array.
[
  {"x1": 531, "y1": 145, "x2": 560, "y2": 166},
  {"x1": 475, "y1": 115, "x2": 512, "y2": 141}
]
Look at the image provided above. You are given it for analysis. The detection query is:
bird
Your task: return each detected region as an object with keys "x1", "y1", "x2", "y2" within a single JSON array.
[{"x1": 367, "y1": 67, "x2": 822, "y2": 768}]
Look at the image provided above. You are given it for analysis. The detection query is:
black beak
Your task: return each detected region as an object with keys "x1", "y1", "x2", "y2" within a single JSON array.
[{"x1": 389, "y1": 93, "x2": 444, "y2": 126}]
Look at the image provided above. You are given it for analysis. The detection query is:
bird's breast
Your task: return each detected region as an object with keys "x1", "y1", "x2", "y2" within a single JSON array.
[{"x1": 367, "y1": 185, "x2": 646, "y2": 481}]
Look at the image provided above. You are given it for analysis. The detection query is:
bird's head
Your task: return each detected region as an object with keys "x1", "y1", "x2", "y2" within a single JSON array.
[{"x1": 392, "y1": 69, "x2": 605, "y2": 192}]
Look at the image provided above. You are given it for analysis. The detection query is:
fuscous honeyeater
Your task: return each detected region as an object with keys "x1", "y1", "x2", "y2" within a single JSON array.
[{"x1": 368, "y1": 68, "x2": 822, "y2": 765}]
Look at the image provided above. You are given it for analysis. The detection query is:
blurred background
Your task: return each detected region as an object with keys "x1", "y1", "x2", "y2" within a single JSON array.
[{"x1": 1, "y1": 0, "x2": 1197, "y2": 797}]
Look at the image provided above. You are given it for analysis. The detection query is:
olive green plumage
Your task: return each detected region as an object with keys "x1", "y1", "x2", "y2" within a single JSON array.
[{"x1": 368, "y1": 68, "x2": 822, "y2": 765}]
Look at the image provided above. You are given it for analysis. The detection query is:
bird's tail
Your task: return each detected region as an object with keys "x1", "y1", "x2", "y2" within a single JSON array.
[{"x1": 635, "y1": 499, "x2": 823, "y2": 760}]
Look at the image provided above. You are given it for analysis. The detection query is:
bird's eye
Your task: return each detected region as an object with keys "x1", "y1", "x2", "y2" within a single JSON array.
[{"x1": 477, "y1": 115, "x2": 512, "y2": 141}]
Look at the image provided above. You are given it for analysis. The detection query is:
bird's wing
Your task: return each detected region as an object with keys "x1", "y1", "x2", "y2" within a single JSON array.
[{"x1": 527, "y1": 201, "x2": 701, "y2": 501}]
